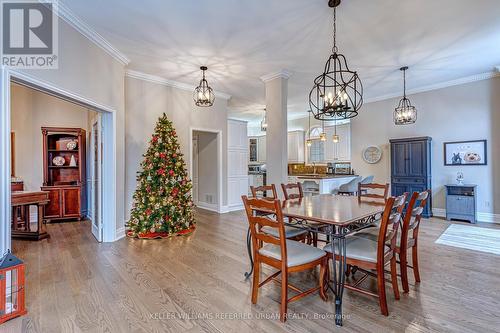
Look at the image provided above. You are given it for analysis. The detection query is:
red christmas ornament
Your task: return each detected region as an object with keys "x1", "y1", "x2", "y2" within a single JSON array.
[
  {"x1": 172, "y1": 188, "x2": 179, "y2": 196},
  {"x1": 145, "y1": 208, "x2": 152, "y2": 216},
  {"x1": 152, "y1": 136, "x2": 158, "y2": 143},
  {"x1": 172, "y1": 153, "x2": 177, "y2": 158},
  {"x1": 169, "y1": 170, "x2": 174, "y2": 176},
  {"x1": 157, "y1": 168, "x2": 165, "y2": 175}
]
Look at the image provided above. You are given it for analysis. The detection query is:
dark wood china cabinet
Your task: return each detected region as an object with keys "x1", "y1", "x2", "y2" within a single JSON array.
[{"x1": 41, "y1": 127, "x2": 86, "y2": 221}]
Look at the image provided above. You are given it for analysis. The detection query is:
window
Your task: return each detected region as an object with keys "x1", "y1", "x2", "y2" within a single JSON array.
[
  {"x1": 309, "y1": 140, "x2": 324, "y2": 163},
  {"x1": 309, "y1": 126, "x2": 322, "y2": 139}
]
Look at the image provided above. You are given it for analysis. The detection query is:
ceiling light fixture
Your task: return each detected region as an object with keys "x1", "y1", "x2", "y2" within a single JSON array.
[
  {"x1": 394, "y1": 66, "x2": 417, "y2": 125},
  {"x1": 306, "y1": 110, "x2": 313, "y2": 147},
  {"x1": 260, "y1": 108, "x2": 268, "y2": 132},
  {"x1": 309, "y1": 0, "x2": 363, "y2": 121},
  {"x1": 194, "y1": 66, "x2": 215, "y2": 107},
  {"x1": 332, "y1": 121, "x2": 340, "y2": 143},
  {"x1": 320, "y1": 121, "x2": 327, "y2": 142}
]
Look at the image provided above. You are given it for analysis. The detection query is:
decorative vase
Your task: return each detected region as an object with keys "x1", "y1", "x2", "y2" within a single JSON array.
[{"x1": 69, "y1": 155, "x2": 77, "y2": 167}]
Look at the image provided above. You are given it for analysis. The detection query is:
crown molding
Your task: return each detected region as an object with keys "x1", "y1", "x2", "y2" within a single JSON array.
[
  {"x1": 260, "y1": 69, "x2": 292, "y2": 82},
  {"x1": 55, "y1": 1, "x2": 130, "y2": 65},
  {"x1": 125, "y1": 70, "x2": 231, "y2": 100},
  {"x1": 365, "y1": 70, "x2": 500, "y2": 104}
]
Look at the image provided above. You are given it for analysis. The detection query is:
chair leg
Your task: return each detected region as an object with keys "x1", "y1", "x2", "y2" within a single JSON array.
[
  {"x1": 312, "y1": 232, "x2": 318, "y2": 247},
  {"x1": 412, "y1": 244, "x2": 421, "y2": 283},
  {"x1": 306, "y1": 232, "x2": 313, "y2": 245},
  {"x1": 251, "y1": 261, "x2": 260, "y2": 304},
  {"x1": 390, "y1": 256, "x2": 400, "y2": 300},
  {"x1": 280, "y1": 269, "x2": 288, "y2": 322},
  {"x1": 345, "y1": 264, "x2": 351, "y2": 277},
  {"x1": 376, "y1": 264, "x2": 389, "y2": 316},
  {"x1": 399, "y1": 250, "x2": 410, "y2": 293},
  {"x1": 319, "y1": 258, "x2": 328, "y2": 301}
]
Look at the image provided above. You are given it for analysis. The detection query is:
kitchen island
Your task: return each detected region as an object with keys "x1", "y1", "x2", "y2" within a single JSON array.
[{"x1": 288, "y1": 174, "x2": 358, "y2": 195}]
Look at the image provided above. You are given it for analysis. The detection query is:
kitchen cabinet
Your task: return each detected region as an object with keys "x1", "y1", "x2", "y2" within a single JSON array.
[
  {"x1": 228, "y1": 120, "x2": 249, "y2": 211},
  {"x1": 324, "y1": 123, "x2": 351, "y2": 162},
  {"x1": 257, "y1": 135, "x2": 266, "y2": 163},
  {"x1": 287, "y1": 131, "x2": 305, "y2": 163}
]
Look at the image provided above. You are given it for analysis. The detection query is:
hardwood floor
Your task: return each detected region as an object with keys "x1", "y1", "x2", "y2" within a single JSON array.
[{"x1": 2, "y1": 209, "x2": 500, "y2": 333}]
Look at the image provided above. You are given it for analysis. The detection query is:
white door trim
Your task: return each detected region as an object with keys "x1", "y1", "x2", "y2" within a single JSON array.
[
  {"x1": 0, "y1": 68, "x2": 118, "y2": 253},
  {"x1": 189, "y1": 127, "x2": 223, "y2": 213}
]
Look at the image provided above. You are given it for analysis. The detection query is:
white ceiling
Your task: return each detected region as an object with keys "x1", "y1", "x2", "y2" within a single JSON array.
[{"x1": 64, "y1": 0, "x2": 500, "y2": 124}]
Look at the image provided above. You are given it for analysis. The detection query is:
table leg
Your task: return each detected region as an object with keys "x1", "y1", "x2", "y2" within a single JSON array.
[
  {"x1": 12, "y1": 206, "x2": 18, "y2": 231},
  {"x1": 244, "y1": 226, "x2": 254, "y2": 279},
  {"x1": 330, "y1": 226, "x2": 347, "y2": 326},
  {"x1": 25, "y1": 205, "x2": 31, "y2": 231}
]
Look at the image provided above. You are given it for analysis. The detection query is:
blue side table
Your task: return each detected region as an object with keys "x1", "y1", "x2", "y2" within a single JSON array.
[{"x1": 445, "y1": 184, "x2": 477, "y2": 224}]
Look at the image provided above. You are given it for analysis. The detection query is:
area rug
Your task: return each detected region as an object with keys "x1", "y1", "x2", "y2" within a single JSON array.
[{"x1": 435, "y1": 224, "x2": 500, "y2": 255}]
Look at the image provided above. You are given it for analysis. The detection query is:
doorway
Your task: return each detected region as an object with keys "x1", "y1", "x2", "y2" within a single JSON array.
[
  {"x1": 191, "y1": 129, "x2": 221, "y2": 212},
  {"x1": 0, "y1": 69, "x2": 116, "y2": 254},
  {"x1": 9, "y1": 82, "x2": 104, "y2": 241}
]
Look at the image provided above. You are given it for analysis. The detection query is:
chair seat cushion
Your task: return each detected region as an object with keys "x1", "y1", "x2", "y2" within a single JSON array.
[
  {"x1": 352, "y1": 226, "x2": 379, "y2": 242},
  {"x1": 259, "y1": 240, "x2": 326, "y2": 267},
  {"x1": 323, "y1": 236, "x2": 389, "y2": 263},
  {"x1": 261, "y1": 226, "x2": 308, "y2": 239}
]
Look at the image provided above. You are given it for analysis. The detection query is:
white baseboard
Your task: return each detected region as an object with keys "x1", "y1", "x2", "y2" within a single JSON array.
[
  {"x1": 224, "y1": 204, "x2": 244, "y2": 213},
  {"x1": 432, "y1": 208, "x2": 500, "y2": 224},
  {"x1": 115, "y1": 227, "x2": 125, "y2": 240},
  {"x1": 195, "y1": 202, "x2": 219, "y2": 213},
  {"x1": 432, "y1": 208, "x2": 446, "y2": 218}
]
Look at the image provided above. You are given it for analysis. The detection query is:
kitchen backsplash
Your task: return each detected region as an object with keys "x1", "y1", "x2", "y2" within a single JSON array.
[{"x1": 288, "y1": 163, "x2": 327, "y2": 175}]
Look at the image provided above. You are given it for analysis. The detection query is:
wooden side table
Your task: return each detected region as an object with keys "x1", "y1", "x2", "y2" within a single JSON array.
[{"x1": 11, "y1": 191, "x2": 50, "y2": 240}]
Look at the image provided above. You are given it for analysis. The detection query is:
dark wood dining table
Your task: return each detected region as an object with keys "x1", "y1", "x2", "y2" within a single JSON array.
[{"x1": 244, "y1": 194, "x2": 385, "y2": 327}]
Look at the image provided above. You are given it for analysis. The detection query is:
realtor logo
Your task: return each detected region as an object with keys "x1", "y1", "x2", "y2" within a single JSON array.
[{"x1": 1, "y1": 0, "x2": 58, "y2": 68}]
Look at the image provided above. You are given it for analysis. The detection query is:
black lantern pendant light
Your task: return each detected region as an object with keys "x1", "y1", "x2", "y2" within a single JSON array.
[
  {"x1": 394, "y1": 66, "x2": 417, "y2": 125},
  {"x1": 309, "y1": 0, "x2": 363, "y2": 121},
  {"x1": 194, "y1": 66, "x2": 215, "y2": 107}
]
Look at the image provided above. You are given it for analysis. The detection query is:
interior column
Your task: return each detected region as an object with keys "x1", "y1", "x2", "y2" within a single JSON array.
[{"x1": 261, "y1": 70, "x2": 290, "y2": 198}]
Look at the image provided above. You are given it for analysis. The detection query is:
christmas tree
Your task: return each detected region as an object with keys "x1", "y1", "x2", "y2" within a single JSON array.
[{"x1": 126, "y1": 113, "x2": 195, "y2": 239}]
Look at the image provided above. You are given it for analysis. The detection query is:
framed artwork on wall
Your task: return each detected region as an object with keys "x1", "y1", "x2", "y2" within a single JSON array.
[{"x1": 444, "y1": 140, "x2": 487, "y2": 166}]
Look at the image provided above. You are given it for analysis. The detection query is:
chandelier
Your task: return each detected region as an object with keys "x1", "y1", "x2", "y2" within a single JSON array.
[
  {"x1": 394, "y1": 66, "x2": 417, "y2": 125},
  {"x1": 309, "y1": 0, "x2": 363, "y2": 121},
  {"x1": 193, "y1": 66, "x2": 215, "y2": 107},
  {"x1": 260, "y1": 108, "x2": 267, "y2": 132}
]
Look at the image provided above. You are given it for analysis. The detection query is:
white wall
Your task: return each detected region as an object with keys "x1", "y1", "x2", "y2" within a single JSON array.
[
  {"x1": 124, "y1": 76, "x2": 229, "y2": 220},
  {"x1": 351, "y1": 77, "x2": 500, "y2": 217},
  {"x1": 10, "y1": 84, "x2": 96, "y2": 191},
  {"x1": 194, "y1": 131, "x2": 218, "y2": 205}
]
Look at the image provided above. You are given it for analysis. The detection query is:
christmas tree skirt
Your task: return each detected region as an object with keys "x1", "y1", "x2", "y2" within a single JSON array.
[{"x1": 127, "y1": 226, "x2": 195, "y2": 239}]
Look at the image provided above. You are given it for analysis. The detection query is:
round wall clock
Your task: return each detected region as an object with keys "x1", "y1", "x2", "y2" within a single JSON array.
[{"x1": 362, "y1": 146, "x2": 382, "y2": 164}]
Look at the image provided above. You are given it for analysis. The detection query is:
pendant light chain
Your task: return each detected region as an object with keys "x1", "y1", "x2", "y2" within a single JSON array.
[
  {"x1": 403, "y1": 67, "x2": 406, "y2": 98},
  {"x1": 332, "y1": 8, "x2": 338, "y2": 53}
]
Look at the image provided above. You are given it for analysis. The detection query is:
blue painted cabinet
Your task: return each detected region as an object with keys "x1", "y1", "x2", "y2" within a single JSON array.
[{"x1": 390, "y1": 137, "x2": 432, "y2": 217}]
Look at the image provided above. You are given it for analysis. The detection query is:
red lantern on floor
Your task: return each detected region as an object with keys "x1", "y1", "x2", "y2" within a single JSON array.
[{"x1": 0, "y1": 252, "x2": 27, "y2": 324}]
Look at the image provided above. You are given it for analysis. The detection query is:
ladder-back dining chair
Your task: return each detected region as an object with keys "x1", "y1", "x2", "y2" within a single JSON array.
[
  {"x1": 250, "y1": 184, "x2": 309, "y2": 243},
  {"x1": 398, "y1": 190, "x2": 430, "y2": 292},
  {"x1": 242, "y1": 195, "x2": 328, "y2": 322},
  {"x1": 281, "y1": 182, "x2": 303, "y2": 200},
  {"x1": 323, "y1": 194, "x2": 406, "y2": 316},
  {"x1": 358, "y1": 183, "x2": 390, "y2": 203}
]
